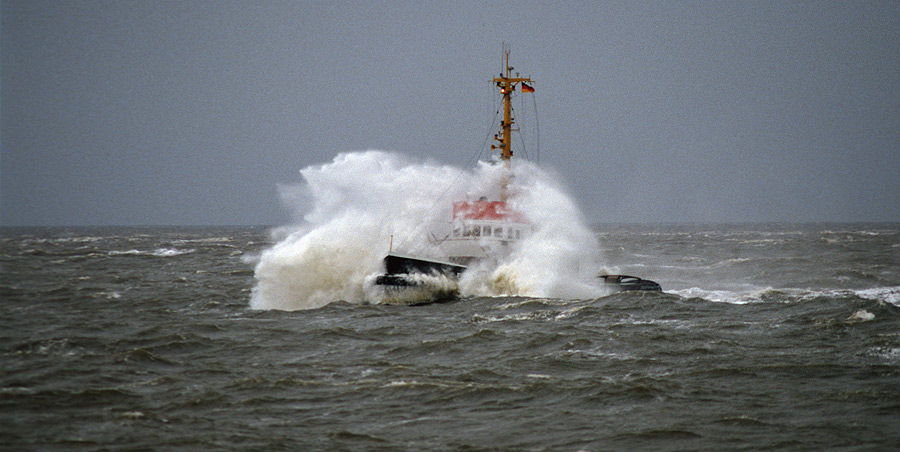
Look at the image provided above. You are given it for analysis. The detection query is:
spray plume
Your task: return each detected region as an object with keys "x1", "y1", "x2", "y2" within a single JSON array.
[{"x1": 250, "y1": 150, "x2": 606, "y2": 310}]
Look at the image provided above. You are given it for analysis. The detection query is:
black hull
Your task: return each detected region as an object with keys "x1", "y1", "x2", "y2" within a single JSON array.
[
  {"x1": 374, "y1": 255, "x2": 662, "y2": 293},
  {"x1": 373, "y1": 253, "x2": 467, "y2": 292},
  {"x1": 382, "y1": 253, "x2": 467, "y2": 277},
  {"x1": 374, "y1": 274, "x2": 426, "y2": 287},
  {"x1": 598, "y1": 274, "x2": 662, "y2": 292},
  {"x1": 371, "y1": 254, "x2": 464, "y2": 304}
]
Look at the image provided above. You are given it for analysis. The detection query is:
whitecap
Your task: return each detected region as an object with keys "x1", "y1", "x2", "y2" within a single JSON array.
[
  {"x1": 108, "y1": 248, "x2": 194, "y2": 257},
  {"x1": 847, "y1": 310, "x2": 875, "y2": 322},
  {"x1": 109, "y1": 249, "x2": 143, "y2": 256},
  {"x1": 151, "y1": 248, "x2": 194, "y2": 257},
  {"x1": 855, "y1": 286, "x2": 900, "y2": 307}
]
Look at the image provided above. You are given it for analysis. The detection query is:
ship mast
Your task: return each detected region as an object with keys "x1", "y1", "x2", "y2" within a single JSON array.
[{"x1": 491, "y1": 48, "x2": 533, "y2": 202}]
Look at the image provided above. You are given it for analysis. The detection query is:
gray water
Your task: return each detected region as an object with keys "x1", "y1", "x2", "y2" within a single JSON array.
[{"x1": 2, "y1": 224, "x2": 899, "y2": 451}]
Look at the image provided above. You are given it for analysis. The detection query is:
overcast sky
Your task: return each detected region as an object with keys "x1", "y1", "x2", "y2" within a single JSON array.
[{"x1": 3, "y1": 1, "x2": 899, "y2": 226}]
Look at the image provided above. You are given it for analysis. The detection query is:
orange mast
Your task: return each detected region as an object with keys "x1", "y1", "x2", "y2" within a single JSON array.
[{"x1": 490, "y1": 47, "x2": 533, "y2": 201}]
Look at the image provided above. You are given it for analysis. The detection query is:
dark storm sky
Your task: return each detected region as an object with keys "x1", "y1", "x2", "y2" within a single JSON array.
[{"x1": 2, "y1": 1, "x2": 899, "y2": 225}]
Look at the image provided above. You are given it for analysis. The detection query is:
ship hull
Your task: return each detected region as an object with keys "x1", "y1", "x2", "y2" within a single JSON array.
[
  {"x1": 380, "y1": 253, "x2": 467, "y2": 278},
  {"x1": 374, "y1": 255, "x2": 662, "y2": 299},
  {"x1": 598, "y1": 275, "x2": 662, "y2": 292},
  {"x1": 372, "y1": 254, "x2": 465, "y2": 305}
]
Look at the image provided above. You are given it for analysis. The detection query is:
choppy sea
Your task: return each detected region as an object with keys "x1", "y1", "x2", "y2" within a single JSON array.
[{"x1": 2, "y1": 224, "x2": 899, "y2": 451}]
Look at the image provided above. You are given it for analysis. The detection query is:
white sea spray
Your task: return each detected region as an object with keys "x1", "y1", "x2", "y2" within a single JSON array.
[
  {"x1": 475, "y1": 160, "x2": 606, "y2": 299},
  {"x1": 250, "y1": 150, "x2": 606, "y2": 310}
]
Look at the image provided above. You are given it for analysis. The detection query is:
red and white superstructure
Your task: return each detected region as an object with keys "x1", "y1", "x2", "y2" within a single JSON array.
[{"x1": 440, "y1": 200, "x2": 530, "y2": 265}]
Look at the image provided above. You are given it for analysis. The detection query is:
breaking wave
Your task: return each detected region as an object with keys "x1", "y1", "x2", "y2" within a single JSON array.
[
  {"x1": 673, "y1": 286, "x2": 900, "y2": 307},
  {"x1": 109, "y1": 248, "x2": 195, "y2": 257},
  {"x1": 250, "y1": 151, "x2": 606, "y2": 310}
]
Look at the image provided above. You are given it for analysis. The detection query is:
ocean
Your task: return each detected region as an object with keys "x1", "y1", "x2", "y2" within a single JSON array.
[{"x1": 2, "y1": 223, "x2": 898, "y2": 451}]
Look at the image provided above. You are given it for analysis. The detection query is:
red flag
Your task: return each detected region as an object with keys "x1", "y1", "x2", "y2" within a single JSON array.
[{"x1": 521, "y1": 82, "x2": 535, "y2": 93}]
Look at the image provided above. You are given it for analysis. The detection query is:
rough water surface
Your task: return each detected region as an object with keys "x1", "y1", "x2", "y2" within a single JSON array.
[{"x1": 2, "y1": 224, "x2": 899, "y2": 451}]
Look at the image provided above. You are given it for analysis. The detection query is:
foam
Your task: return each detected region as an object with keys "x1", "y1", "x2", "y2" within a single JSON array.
[
  {"x1": 855, "y1": 286, "x2": 900, "y2": 307},
  {"x1": 673, "y1": 286, "x2": 900, "y2": 307}
]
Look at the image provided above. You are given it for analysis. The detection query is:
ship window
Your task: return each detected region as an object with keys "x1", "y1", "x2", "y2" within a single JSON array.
[
  {"x1": 472, "y1": 226, "x2": 480, "y2": 237},
  {"x1": 494, "y1": 227, "x2": 503, "y2": 236},
  {"x1": 507, "y1": 228, "x2": 513, "y2": 239},
  {"x1": 516, "y1": 230, "x2": 521, "y2": 239},
  {"x1": 453, "y1": 227, "x2": 461, "y2": 237},
  {"x1": 483, "y1": 226, "x2": 491, "y2": 237}
]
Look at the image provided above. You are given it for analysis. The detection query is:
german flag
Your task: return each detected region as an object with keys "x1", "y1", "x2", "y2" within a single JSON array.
[{"x1": 521, "y1": 82, "x2": 535, "y2": 93}]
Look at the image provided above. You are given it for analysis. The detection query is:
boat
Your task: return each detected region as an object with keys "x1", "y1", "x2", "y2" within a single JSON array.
[{"x1": 373, "y1": 48, "x2": 660, "y2": 301}]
